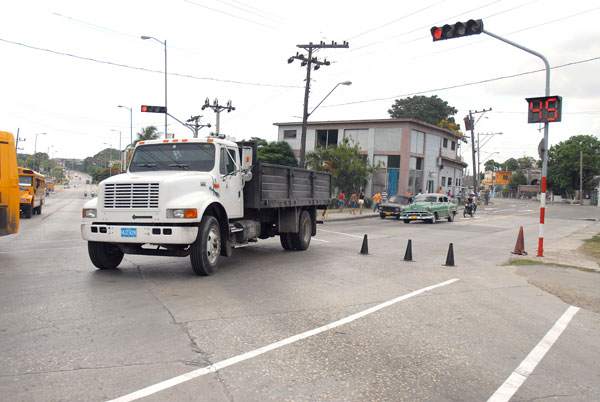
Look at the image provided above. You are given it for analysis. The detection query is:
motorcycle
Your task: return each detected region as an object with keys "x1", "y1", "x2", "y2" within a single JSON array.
[
  {"x1": 463, "y1": 201, "x2": 475, "y2": 217},
  {"x1": 84, "y1": 191, "x2": 88, "y2": 197}
]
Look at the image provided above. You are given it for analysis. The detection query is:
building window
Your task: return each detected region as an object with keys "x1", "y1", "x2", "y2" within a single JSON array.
[
  {"x1": 451, "y1": 141, "x2": 456, "y2": 151},
  {"x1": 409, "y1": 156, "x2": 423, "y2": 193},
  {"x1": 447, "y1": 177, "x2": 452, "y2": 186},
  {"x1": 316, "y1": 129, "x2": 338, "y2": 148},
  {"x1": 388, "y1": 155, "x2": 400, "y2": 169},
  {"x1": 443, "y1": 138, "x2": 448, "y2": 148},
  {"x1": 441, "y1": 176, "x2": 446, "y2": 186},
  {"x1": 410, "y1": 130, "x2": 424, "y2": 154},
  {"x1": 283, "y1": 130, "x2": 297, "y2": 139},
  {"x1": 503, "y1": 175, "x2": 509, "y2": 180}
]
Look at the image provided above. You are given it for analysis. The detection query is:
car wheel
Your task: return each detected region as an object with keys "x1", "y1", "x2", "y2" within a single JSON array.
[
  {"x1": 380, "y1": 213, "x2": 386, "y2": 219},
  {"x1": 447, "y1": 211, "x2": 455, "y2": 222},
  {"x1": 429, "y1": 212, "x2": 438, "y2": 224},
  {"x1": 403, "y1": 219, "x2": 411, "y2": 224}
]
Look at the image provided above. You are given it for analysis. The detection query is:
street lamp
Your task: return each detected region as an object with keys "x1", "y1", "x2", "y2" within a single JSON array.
[
  {"x1": 34, "y1": 132, "x2": 46, "y2": 172},
  {"x1": 299, "y1": 81, "x2": 352, "y2": 167},
  {"x1": 141, "y1": 35, "x2": 167, "y2": 139},
  {"x1": 117, "y1": 105, "x2": 133, "y2": 149}
]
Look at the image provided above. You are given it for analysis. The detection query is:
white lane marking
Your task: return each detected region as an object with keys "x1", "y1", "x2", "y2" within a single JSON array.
[
  {"x1": 311, "y1": 237, "x2": 330, "y2": 243},
  {"x1": 487, "y1": 305, "x2": 580, "y2": 402},
  {"x1": 108, "y1": 278, "x2": 460, "y2": 402},
  {"x1": 318, "y1": 229, "x2": 364, "y2": 239}
]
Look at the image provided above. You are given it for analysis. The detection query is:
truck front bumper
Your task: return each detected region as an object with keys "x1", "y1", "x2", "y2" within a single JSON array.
[{"x1": 81, "y1": 223, "x2": 198, "y2": 245}]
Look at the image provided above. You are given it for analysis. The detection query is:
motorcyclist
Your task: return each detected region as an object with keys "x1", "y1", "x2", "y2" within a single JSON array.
[
  {"x1": 464, "y1": 193, "x2": 475, "y2": 216},
  {"x1": 84, "y1": 191, "x2": 88, "y2": 197}
]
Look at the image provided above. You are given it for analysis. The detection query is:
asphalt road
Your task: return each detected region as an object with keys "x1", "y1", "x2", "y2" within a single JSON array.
[{"x1": 1, "y1": 191, "x2": 599, "y2": 401}]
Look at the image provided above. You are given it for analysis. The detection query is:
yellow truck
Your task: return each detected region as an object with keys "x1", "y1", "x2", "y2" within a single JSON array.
[
  {"x1": 18, "y1": 167, "x2": 46, "y2": 218},
  {"x1": 0, "y1": 131, "x2": 19, "y2": 236}
]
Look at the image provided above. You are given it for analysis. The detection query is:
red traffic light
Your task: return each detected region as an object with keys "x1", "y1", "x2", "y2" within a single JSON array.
[
  {"x1": 431, "y1": 19, "x2": 483, "y2": 41},
  {"x1": 140, "y1": 105, "x2": 167, "y2": 113}
]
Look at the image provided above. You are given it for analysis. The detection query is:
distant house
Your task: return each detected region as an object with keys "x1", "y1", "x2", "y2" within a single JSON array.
[{"x1": 274, "y1": 118, "x2": 467, "y2": 197}]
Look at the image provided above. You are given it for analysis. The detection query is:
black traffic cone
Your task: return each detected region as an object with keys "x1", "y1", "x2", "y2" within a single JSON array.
[
  {"x1": 444, "y1": 243, "x2": 455, "y2": 267},
  {"x1": 360, "y1": 234, "x2": 369, "y2": 255},
  {"x1": 404, "y1": 239, "x2": 413, "y2": 261}
]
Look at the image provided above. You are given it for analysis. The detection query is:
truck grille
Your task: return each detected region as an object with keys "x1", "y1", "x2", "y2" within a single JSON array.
[{"x1": 103, "y1": 183, "x2": 159, "y2": 209}]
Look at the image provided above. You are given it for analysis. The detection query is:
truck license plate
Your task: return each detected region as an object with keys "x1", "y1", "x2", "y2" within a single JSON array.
[{"x1": 121, "y1": 228, "x2": 137, "y2": 238}]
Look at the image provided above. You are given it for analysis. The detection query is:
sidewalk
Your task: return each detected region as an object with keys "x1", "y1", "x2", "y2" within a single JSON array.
[{"x1": 318, "y1": 207, "x2": 381, "y2": 222}]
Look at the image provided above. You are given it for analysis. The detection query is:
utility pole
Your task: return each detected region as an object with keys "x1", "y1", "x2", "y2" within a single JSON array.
[
  {"x1": 580, "y1": 149, "x2": 583, "y2": 206},
  {"x1": 464, "y1": 108, "x2": 491, "y2": 191},
  {"x1": 202, "y1": 99, "x2": 234, "y2": 135},
  {"x1": 186, "y1": 115, "x2": 211, "y2": 138},
  {"x1": 288, "y1": 41, "x2": 349, "y2": 167}
]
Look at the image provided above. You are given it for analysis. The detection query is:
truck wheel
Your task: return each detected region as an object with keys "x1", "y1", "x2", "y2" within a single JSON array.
[
  {"x1": 36, "y1": 205, "x2": 43, "y2": 215},
  {"x1": 24, "y1": 205, "x2": 33, "y2": 219},
  {"x1": 280, "y1": 233, "x2": 295, "y2": 250},
  {"x1": 190, "y1": 216, "x2": 221, "y2": 276},
  {"x1": 88, "y1": 242, "x2": 123, "y2": 269},
  {"x1": 291, "y1": 210, "x2": 311, "y2": 251}
]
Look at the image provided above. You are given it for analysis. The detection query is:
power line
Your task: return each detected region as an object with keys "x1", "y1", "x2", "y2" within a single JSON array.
[
  {"x1": 182, "y1": 0, "x2": 278, "y2": 30},
  {"x1": 0, "y1": 37, "x2": 301, "y2": 88},
  {"x1": 324, "y1": 56, "x2": 600, "y2": 108}
]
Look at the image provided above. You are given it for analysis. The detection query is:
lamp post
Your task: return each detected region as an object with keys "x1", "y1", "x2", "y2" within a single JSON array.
[
  {"x1": 141, "y1": 36, "x2": 167, "y2": 139},
  {"x1": 299, "y1": 81, "x2": 351, "y2": 167},
  {"x1": 117, "y1": 105, "x2": 133, "y2": 148},
  {"x1": 34, "y1": 132, "x2": 46, "y2": 171}
]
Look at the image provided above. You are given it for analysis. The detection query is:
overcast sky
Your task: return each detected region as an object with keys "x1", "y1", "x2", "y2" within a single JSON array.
[{"x1": 2, "y1": 0, "x2": 599, "y2": 172}]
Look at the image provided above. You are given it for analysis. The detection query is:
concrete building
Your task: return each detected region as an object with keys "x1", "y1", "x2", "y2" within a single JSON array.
[{"x1": 274, "y1": 118, "x2": 467, "y2": 197}]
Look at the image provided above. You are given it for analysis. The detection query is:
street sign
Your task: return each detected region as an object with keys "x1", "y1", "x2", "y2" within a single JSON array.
[{"x1": 526, "y1": 96, "x2": 562, "y2": 123}]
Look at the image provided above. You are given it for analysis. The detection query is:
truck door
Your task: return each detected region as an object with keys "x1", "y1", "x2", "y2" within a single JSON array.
[{"x1": 218, "y1": 147, "x2": 243, "y2": 219}]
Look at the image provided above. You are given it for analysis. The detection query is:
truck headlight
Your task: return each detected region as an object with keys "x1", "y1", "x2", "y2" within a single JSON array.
[
  {"x1": 83, "y1": 208, "x2": 97, "y2": 218},
  {"x1": 167, "y1": 208, "x2": 197, "y2": 219}
]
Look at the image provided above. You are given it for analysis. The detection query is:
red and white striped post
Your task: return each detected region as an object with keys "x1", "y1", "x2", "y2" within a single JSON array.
[{"x1": 538, "y1": 176, "x2": 547, "y2": 256}]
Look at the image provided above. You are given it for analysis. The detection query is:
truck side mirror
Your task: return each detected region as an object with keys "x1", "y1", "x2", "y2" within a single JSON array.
[{"x1": 241, "y1": 146, "x2": 253, "y2": 170}]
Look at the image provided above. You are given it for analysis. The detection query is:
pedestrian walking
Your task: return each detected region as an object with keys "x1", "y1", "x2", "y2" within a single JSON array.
[
  {"x1": 350, "y1": 192, "x2": 357, "y2": 215},
  {"x1": 358, "y1": 189, "x2": 366, "y2": 215},
  {"x1": 373, "y1": 191, "x2": 382, "y2": 212},
  {"x1": 381, "y1": 190, "x2": 388, "y2": 203},
  {"x1": 338, "y1": 192, "x2": 345, "y2": 213}
]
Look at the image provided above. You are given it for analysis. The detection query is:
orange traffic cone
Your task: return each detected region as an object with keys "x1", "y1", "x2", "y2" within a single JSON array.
[{"x1": 511, "y1": 226, "x2": 527, "y2": 255}]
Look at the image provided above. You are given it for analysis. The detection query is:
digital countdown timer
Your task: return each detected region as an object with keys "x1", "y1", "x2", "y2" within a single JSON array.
[{"x1": 526, "y1": 96, "x2": 562, "y2": 124}]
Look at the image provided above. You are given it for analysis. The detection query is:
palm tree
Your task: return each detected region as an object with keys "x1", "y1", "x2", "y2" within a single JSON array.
[{"x1": 134, "y1": 126, "x2": 160, "y2": 145}]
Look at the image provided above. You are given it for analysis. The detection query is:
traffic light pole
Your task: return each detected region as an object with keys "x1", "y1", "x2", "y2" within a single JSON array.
[{"x1": 483, "y1": 29, "x2": 551, "y2": 257}]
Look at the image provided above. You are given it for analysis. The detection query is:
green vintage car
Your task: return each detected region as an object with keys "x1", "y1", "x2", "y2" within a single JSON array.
[{"x1": 399, "y1": 193, "x2": 458, "y2": 224}]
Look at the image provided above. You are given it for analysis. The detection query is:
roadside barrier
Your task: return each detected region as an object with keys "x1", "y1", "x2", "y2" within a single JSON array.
[
  {"x1": 404, "y1": 239, "x2": 413, "y2": 261},
  {"x1": 444, "y1": 243, "x2": 455, "y2": 266}
]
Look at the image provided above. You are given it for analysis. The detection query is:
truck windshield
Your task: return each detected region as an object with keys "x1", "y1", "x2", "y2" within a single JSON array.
[
  {"x1": 19, "y1": 175, "x2": 33, "y2": 186},
  {"x1": 130, "y1": 143, "x2": 215, "y2": 172}
]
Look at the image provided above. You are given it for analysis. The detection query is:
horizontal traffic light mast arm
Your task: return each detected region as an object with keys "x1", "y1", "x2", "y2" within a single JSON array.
[{"x1": 482, "y1": 29, "x2": 550, "y2": 96}]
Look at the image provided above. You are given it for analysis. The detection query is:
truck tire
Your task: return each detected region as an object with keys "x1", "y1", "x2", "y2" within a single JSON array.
[
  {"x1": 280, "y1": 233, "x2": 294, "y2": 250},
  {"x1": 24, "y1": 205, "x2": 33, "y2": 219},
  {"x1": 190, "y1": 215, "x2": 221, "y2": 276},
  {"x1": 88, "y1": 242, "x2": 124, "y2": 269},
  {"x1": 291, "y1": 210, "x2": 311, "y2": 251},
  {"x1": 35, "y1": 204, "x2": 43, "y2": 215}
]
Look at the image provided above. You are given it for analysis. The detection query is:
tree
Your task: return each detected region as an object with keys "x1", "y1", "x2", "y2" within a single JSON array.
[
  {"x1": 484, "y1": 159, "x2": 501, "y2": 172},
  {"x1": 502, "y1": 158, "x2": 519, "y2": 171},
  {"x1": 517, "y1": 156, "x2": 536, "y2": 170},
  {"x1": 388, "y1": 95, "x2": 458, "y2": 126},
  {"x1": 249, "y1": 137, "x2": 268, "y2": 146},
  {"x1": 257, "y1": 141, "x2": 298, "y2": 167},
  {"x1": 134, "y1": 125, "x2": 160, "y2": 145},
  {"x1": 507, "y1": 170, "x2": 527, "y2": 192},
  {"x1": 306, "y1": 137, "x2": 375, "y2": 194},
  {"x1": 547, "y1": 135, "x2": 600, "y2": 197},
  {"x1": 437, "y1": 119, "x2": 464, "y2": 137}
]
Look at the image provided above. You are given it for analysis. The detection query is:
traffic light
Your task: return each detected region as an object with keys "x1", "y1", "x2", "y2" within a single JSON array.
[
  {"x1": 431, "y1": 19, "x2": 484, "y2": 42},
  {"x1": 141, "y1": 105, "x2": 167, "y2": 113}
]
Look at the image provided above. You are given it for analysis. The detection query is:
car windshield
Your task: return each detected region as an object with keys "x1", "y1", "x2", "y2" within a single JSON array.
[
  {"x1": 415, "y1": 195, "x2": 438, "y2": 203},
  {"x1": 388, "y1": 195, "x2": 409, "y2": 204},
  {"x1": 130, "y1": 143, "x2": 215, "y2": 172},
  {"x1": 19, "y1": 175, "x2": 33, "y2": 186}
]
